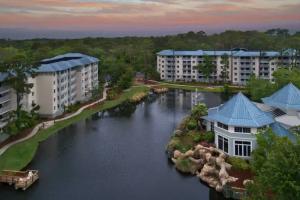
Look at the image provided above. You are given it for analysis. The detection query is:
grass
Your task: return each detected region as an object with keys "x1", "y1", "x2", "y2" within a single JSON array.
[
  {"x1": 0, "y1": 86, "x2": 149, "y2": 172},
  {"x1": 158, "y1": 82, "x2": 247, "y2": 93}
]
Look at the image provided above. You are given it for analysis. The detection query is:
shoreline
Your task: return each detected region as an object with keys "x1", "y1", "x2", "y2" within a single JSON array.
[{"x1": 0, "y1": 86, "x2": 150, "y2": 172}]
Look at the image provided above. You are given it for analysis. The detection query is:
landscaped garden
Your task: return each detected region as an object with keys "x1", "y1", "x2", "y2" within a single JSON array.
[{"x1": 166, "y1": 101, "x2": 300, "y2": 199}]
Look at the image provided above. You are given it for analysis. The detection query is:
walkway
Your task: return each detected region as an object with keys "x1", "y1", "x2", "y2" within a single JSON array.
[{"x1": 0, "y1": 88, "x2": 108, "y2": 156}]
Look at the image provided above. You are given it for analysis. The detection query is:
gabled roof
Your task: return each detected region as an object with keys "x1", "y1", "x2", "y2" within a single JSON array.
[
  {"x1": 262, "y1": 83, "x2": 300, "y2": 111},
  {"x1": 270, "y1": 122, "x2": 297, "y2": 143},
  {"x1": 36, "y1": 53, "x2": 99, "y2": 73},
  {"x1": 203, "y1": 92, "x2": 274, "y2": 127}
]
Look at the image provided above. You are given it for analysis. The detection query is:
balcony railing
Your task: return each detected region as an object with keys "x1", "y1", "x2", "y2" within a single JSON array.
[
  {"x1": 0, "y1": 106, "x2": 12, "y2": 115},
  {"x1": 0, "y1": 95, "x2": 10, "y2": 104},
  {"x1": 0, "y1": 86, "x2": 10, "y2": 94}
]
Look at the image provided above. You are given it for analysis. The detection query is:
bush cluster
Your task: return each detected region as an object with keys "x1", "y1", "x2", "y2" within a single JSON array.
[{"x1": 227, "y1": 156, "x2": 251, "y2": 171}]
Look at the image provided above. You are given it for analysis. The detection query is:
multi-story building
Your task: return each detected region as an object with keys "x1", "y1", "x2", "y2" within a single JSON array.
[
  {"x1": 0, "y1": 53, "x2": 99, "y2": 121},
  {"x1": 157, "y1": 49, "x2": 299, "y2": 85},
  {"x1": 203, "y1": 83, "x2": 299, "y2": 158},
  {"x1": 0, "y1": 73, "x2": 17, "y2": 130}
]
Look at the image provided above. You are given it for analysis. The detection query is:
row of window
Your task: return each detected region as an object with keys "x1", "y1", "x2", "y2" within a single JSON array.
[
  {"x1": 217, "y1": 122, "x2": 251, "y2": 133},
  {"x1": 218, "y1": 135, "x2": 251, "y2": 157}
]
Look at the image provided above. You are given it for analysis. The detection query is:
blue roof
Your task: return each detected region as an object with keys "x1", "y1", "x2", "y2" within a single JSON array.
[
  {"x1": 203, "y1": 92, "x2": 274, "y2": 127},
  {"x1": 36, "y1": 53, "x2": 99, "y2": 73},
  {"x1": 157, "y1": 49, "x2": 281, "y2": 57},
  {"x1": 262, "y1": 83, "x2": 300, "y2": 111},
  {"x1": 270, "y1": 122, "x2": 297, "y2": 143}
]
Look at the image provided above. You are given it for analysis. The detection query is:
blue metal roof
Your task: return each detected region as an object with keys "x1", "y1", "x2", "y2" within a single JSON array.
[
  {"x1": 270, "y1": 122, "x2": 297, "y2": 143},
  {"x1": 157, "y1": 49, "x2": 281, "y2": 57},
  {"x1": 36, "y1": 53, "x2": 99, "y2": 73},
  {"x1": 262, "y1": 83, "x2": 300, "y2": 111},
  {"x1": 203, "y1": 92, "x2": 274, "y2": 127}
]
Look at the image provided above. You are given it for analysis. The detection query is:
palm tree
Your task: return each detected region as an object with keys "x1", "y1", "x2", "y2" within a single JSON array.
[{"x1": 191, "y1": 103, "x2": 208, "y2": 130}]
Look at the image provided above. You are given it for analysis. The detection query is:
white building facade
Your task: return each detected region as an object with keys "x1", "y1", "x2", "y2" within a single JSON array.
[
  {"x1": 0, "y1": 53, "x2": 99, "y2": 120},
  {"x1": 0, "y1": 73, "x2": 17, "y2": 130},
  {"x1": 157, "y1": 49, "x2": 299, "y2": 85},
  {"x1": 203, "y1": 84, "x2": 299, "y2": 158}
]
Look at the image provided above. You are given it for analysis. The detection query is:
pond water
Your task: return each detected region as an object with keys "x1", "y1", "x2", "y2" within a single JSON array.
[{"x1": 0, "y1": 89, "x2": 225, "y2": 200}]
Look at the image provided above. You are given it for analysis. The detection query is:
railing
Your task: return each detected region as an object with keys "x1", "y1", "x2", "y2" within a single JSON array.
[
  {"x1": 0, "y1": 86, "x2": 10, "y2": 94},
  {"x1": 0, "y1": 106, "x2": 12, "y2": 115},
  {"x1": 0, "y1": 95, "x2": 10, "y2": 104}
]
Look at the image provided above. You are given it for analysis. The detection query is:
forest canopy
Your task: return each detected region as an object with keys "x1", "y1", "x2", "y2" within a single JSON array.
[{"x1": 0, "y1": 29, "x2": 300, "y2": 81}]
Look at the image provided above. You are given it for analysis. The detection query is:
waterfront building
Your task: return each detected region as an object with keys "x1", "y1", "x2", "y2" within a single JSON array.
[
  {"x1": 0, "y1": 73, "x2": 17, "y2": 130},
  {"x1": 0, "y1": 53, "x2": 99, "y2": 121},
  {"x1": 203, "y1": 83, "x2": 299, "y2": 158},
  {"x1": 157, "y1": 49, "x2": 299, "y2": 85},
  {"x1": 262, "y1": 83, "x2": 300, "y2": 128},
  {"x1": 203, "y1": 92, "x2": 274, "y2": 157}
]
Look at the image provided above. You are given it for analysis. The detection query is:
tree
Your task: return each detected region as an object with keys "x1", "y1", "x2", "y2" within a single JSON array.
[
  {"x1": 246, "y1": 130, "x2": 300, "y2": 199},
  {"x1": 117, "y1": 68, "x2": 134, "y2": 90},
  {"x1": 246, "y1": 75, "x2": 277, "y2": 101},
  {"x1": 196, "y1": 55, "x2": 216, "y2": 83},
  {"x1": 272, "y1": 68, "x2": 300, "y2": 88},
  {"x1": 2, "y1": 52, "x2": 37, "y2": 123},
  {"x1": 220, "y1": 54, "x2": 230, "y2": 83},
  {"x1": 191, "y1": 103, "x2": 208, "y2": 130}
]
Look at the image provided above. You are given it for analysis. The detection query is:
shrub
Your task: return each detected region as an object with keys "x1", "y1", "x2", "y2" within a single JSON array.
[
  {"x1": 107, "y1": 87, "x2": 121, "y2": 100},
  {"x1": 187, "y1": 119, "x2": 197, "y2": 130},
  {"x1": 193, "y1": 134, "x2": 202, "y2": 142},
  {"x1": 176, "y1": 158, "x2": 192, "y2": 173},
  {"x1": 177, "y1": 117, "x2": 190, "y2": 130},
  {"x1": 174, "y1": 143, "x2": 192, "y2": 153},
  {"x1": 227, "y1": 156, "x2": 251, "y2": 171},
  {"x1": 203, "y1": 131, "x2": 214, "y2": 143}
]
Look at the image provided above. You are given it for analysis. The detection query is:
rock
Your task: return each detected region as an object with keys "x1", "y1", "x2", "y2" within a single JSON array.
[
  {"x1": 170, "y1": 139, "x2": 238, "y2": 194},
  {"x1": 184, "y1": 150, "x2": 194, "y2": 157},
  {"x1": 243, "y1": 179, "x2": 254, "y2": 186},
  {"x1": 173, "y1": 150, "x2": 182, "y2": 159},
  {"x1": 215, "y1": 184, "x2": 223, "y2": 192},
  {"x1": 174, "y1": 130, "x2": 183, "y2": 136}
]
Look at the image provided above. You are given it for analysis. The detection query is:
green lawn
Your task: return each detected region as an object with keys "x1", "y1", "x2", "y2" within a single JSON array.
[
  {"x1": 0, "y1": 86, "x2": 149, "y2": 172},
  {"x1": 158, "y1": 82, "x2": 247, "y2": 93}
]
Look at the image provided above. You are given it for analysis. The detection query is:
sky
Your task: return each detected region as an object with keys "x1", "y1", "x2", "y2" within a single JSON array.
[{"x1": 0, "y1": 0, "x2": 300, "y2": 39}]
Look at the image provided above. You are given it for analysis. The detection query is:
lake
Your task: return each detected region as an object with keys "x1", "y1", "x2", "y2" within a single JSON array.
[{"x1": 0, "y1": 89, "x2": 225, "y2": 200}]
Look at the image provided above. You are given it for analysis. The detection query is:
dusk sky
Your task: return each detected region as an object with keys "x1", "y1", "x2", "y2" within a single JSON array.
[{"x1": 0, "y1": 0, "x2": 300, "y2": 39}]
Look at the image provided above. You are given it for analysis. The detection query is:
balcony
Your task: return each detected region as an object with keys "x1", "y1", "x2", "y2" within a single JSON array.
[
  {"x1": 0, "y1": 95, "x2": 10, "y2": 104},
  {"x1": 0, "y1": 86, "x2": 10, "y2": 94},
  {"x1": 0, "y1": 106, "x2": 12, "y2": 115}
]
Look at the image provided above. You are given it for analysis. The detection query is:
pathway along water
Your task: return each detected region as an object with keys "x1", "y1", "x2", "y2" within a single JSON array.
[{"x1": 0, "y1": 89, "x2": 225, "y2": 200}]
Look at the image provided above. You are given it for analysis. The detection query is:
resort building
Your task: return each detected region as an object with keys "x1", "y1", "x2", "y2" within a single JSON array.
[
  {"x1": 157, "y1": 49, "x2": 299, "y2": 85},
  {"x1": 203, "y1": 93, "x2": 274, "y2": 157},
  {"x1": 0, "y1": 73, "x2": 17, "y2": 130},
  {"x1": 203, "y1": 83, "x2": 299, "y2": 158},
  {"x1": 262, "y1": 83, "x2": 300, "y2": 128},
  {"x1": 0, "y1": 53, "x2": 99, "y2": 120}
]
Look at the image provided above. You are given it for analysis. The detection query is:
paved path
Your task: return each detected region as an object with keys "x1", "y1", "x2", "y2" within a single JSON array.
[{"x1": 0, "y1": 88, "x2": 107, "y2": 156}]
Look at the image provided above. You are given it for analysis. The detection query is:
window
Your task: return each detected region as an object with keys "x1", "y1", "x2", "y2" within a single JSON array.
[
  {"x1": 235, "y1": 141, "x2": 251, "y2": 157},
  {"x1": 218, "y1": 135, "x2": 228, "y2": 153},
  {"x1": 234, "y1": 127, "x2": 251, "y2": 133},
  {"x1": 217, "y1": 122, "x2": 228, "y2": 130},
  {"x1": 210, "y1": 122, "x2": 214, "y2": 133}
]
